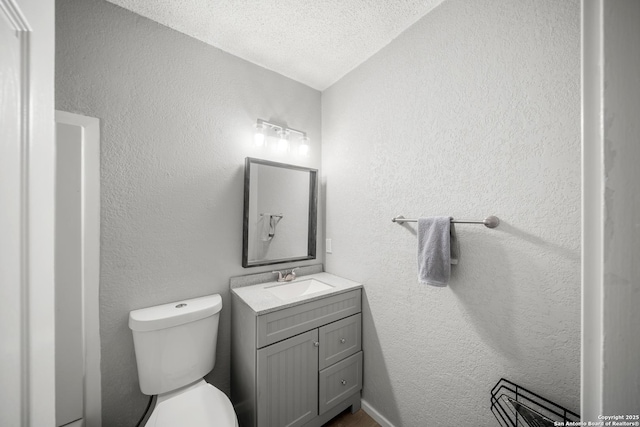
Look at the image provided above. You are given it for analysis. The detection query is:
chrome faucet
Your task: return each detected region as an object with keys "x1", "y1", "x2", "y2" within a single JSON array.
[{"x1": 272, "y1": 268, "x2": 298, "y2": 282}]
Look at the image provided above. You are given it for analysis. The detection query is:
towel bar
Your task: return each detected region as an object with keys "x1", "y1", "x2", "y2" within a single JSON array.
[{"x1": 392, "y1": 215, "x2": 500, "y2": 229}]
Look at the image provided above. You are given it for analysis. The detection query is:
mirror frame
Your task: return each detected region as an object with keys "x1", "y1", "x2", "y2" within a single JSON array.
[{"x1": 242, "y1": 157, "x2": 318, "y2": 268}]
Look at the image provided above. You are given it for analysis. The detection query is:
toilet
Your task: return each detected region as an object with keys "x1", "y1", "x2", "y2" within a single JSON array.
[{"x1": 129, "y1": 294, "x2": 238, "y2": 427}]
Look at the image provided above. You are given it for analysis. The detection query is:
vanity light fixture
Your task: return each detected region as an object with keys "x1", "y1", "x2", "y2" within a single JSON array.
[
  {"x1": 299, "y1": 136, "x2": 310, "y2": 156},
  {"x1": 254, "y1": 119, "x2": 310, "y2": 156},
  {"x1": 254, "y1": 122, "x2": 266, "y2": 147},
  {"x1": 277, "y1": 128, "x2": 290, "y2": 152}
]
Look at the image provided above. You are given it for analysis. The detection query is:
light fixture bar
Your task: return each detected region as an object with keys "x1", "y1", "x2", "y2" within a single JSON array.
[{"x1": 257, "y1": 119, "x2": 307, "y2": 138}]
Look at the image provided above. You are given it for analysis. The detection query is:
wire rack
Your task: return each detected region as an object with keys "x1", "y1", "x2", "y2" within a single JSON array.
[{"x1": 491, "y1": 378, "x2": 580, "y2": 427}]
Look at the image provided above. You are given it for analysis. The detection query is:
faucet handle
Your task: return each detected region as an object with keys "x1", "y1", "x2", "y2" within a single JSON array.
[{"x1": 271, "y1": 271, "x2": 284, "y2": 281}]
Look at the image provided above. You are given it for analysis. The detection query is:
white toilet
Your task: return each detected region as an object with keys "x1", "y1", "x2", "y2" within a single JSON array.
[{"x1": 129, "y1": 294, "x2": 238, "y2": 427}]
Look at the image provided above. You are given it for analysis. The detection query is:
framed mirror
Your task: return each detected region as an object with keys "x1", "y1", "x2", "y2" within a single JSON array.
[{"x1": 242, "y1": 158, "x2": 318, "y2": 267}]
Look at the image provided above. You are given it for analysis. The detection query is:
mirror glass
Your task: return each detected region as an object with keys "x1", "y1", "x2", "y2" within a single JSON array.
[{"x1": 243, "y1": 158, "x2": 317, "y2": 267}]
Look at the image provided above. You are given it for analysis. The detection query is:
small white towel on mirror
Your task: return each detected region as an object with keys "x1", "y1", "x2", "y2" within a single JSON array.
[
  {"x1": 417, "y1": 216, "x2": 459, "y2": 286},
  {"x1": 259, "y1": 213, "x2": 272, "y2": 241}
]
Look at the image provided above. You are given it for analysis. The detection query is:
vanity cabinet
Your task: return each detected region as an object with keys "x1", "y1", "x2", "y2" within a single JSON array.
[{"x1": 231, "y1": 288, "x2": 363, "y2": 427}]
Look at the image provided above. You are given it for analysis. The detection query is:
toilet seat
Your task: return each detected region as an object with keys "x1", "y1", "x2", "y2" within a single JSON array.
[{"x1": 145, "y1": 380, "x2": 238, "y2": 427}]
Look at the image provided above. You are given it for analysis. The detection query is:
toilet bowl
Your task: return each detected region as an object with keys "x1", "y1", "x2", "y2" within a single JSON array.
[
  {"x1": 129, "y1": 294, "x2": 238, "y2": 427},
  {"x1": 145, "y1": 380, "x2": 237, "y2": 427}
]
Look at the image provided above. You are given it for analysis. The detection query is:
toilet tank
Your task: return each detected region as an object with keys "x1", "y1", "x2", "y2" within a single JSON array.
[{"x1": 129, "y1": 294, "x2": 223, "y2": 395}]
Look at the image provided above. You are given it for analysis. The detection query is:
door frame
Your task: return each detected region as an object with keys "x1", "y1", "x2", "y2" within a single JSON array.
[
  {"x1": 55, "y1": 110, "x2": 102, "y2": 427},
  {"x1": 581, "y1": 0, "x2": 604, "y2": 419},
  {"x1": 0, "y1": 0, "x2": 56, "y2": 425}
]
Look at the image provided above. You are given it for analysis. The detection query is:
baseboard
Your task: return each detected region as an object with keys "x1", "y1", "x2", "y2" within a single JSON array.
[{"x1": 361, "y1": 399, "x2": 396, "y2": 427}]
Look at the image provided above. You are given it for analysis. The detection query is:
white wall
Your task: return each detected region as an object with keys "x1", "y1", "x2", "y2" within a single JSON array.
[
  {"x1": 322, "y1": 0, "x2": 581, "y2": 425},
  {"x1": 601, "y1": 0, "x2": 640, "y2": 414},
  {"x1": 55, "y1": 0, "x2": 321, "y2": 424}
]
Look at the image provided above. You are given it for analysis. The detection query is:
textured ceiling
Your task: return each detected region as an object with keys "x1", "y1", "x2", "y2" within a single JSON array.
[{"x1": 105, "y1": 0, "x2": 445, "y2": 90}]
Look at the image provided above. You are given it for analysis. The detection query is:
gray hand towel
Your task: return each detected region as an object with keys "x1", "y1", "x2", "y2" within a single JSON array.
[
  {"x1": 417, "y1": 216, "x2": 459, "y2": 286},
  {"x1": 450, "y1": 221, "x2": 460, "y2": 265}
]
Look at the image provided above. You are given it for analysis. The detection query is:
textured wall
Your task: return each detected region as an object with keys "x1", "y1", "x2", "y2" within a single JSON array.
[
  {"x1": 602, "y1": 0, "x2": 640, "y2": 413},
  {"x1": 55, "y1": 1, "x2": 321, "y2": 425},
  {"x1": 322, "y1": 0, "x2": 581, "y2": 425}
]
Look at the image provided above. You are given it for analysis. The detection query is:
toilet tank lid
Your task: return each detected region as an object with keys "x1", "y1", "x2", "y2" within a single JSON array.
[{"x1": 129, "y1": 294, "x2": 222, "y2": 332}]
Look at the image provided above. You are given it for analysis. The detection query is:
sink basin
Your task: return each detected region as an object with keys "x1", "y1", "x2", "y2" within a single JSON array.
[{"x1": 265, "y1": 279, "x2": 334, "y2": 301}]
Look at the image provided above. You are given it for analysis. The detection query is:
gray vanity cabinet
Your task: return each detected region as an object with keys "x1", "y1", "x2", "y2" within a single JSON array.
[{"x1": 231, "y1": 289, "x2": 363, "y2": 427}]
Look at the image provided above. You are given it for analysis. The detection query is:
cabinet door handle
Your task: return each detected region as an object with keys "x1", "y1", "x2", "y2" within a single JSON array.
[
  {"x1": 341, "y1": 379, "x2": 347, "y2": 386},
  {"x1": 313, "y1": 341, "x2": 320, "y2": 347},
  {"x1": 340, "y1": 338, "x2": 346, "y2": 344}
]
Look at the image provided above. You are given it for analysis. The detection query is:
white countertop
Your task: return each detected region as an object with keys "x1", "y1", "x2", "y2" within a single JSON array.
[{"x1": 231, "y1": 272, "x2": 363, "y2": 315}]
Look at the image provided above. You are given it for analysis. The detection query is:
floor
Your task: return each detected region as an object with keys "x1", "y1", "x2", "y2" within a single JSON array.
[{"x1": 323, "y1": 409, "x2": 381, "y2": 427}]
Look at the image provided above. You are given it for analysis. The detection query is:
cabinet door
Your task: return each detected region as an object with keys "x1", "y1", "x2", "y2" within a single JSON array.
[{"x1": 257, "y1": 329, "x2": 318, "y2": 427}]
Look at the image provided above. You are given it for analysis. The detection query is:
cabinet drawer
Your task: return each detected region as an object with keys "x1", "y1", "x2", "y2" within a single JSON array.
[
  {"x1": 257, "y1": 289, "x2": 361, "y2": 348},
  {"x1": 318, "y1": 313, "x2": 361, "y2": 370},
  {"x1": 318, "y1": 351, "x2": 363, "y2": 415}
]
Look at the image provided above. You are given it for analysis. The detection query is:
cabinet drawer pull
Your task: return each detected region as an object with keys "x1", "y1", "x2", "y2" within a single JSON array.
[
  {"x1": 340, "y1": 338, "x2": 346, "y2": 344},
  {"x1": 341, "y1": 379, "x2": 347, "y2": 386},
  {"x1": 313, "y1": 341, "x2": 320, "y2": 347}
]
